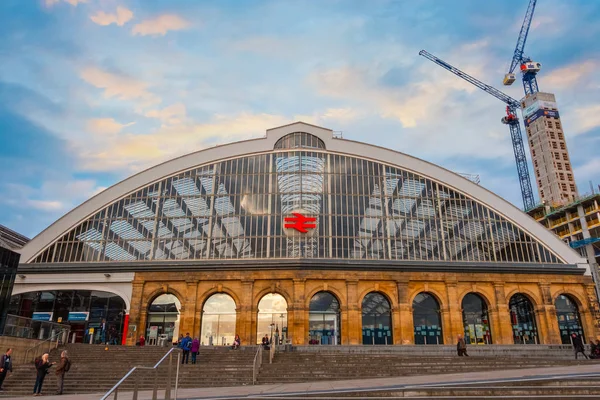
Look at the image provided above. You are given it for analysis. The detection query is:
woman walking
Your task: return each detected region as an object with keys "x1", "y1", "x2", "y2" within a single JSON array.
[{"x1": 33, "y1": 353, "x2": 54, "y2": 396}]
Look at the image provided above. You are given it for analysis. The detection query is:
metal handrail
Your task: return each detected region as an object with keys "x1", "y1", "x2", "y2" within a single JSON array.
[
  {"x1": 252, "y1": 345, "x2": 263, "y2": 385},
  {"x1": 24, "y1": 328, "x2": 70, "y2": 363},
  {"x1": 101, "y1": 347, "x2": 182, "y2": 400},
  {"x1": 269, "y1": 341, "x2": 275, "y2": 364}
]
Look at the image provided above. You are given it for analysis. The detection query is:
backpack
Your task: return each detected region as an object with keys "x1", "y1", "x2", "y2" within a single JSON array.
[
  {"x1": 64, "y1": 359, "x2": 71, "y2": 372},
  {"x1": 185, "y1": 340, "x2": 192, "y2": 350}
]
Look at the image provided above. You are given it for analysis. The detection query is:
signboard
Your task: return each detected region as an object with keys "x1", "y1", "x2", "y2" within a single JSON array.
[
  {"x1": 524, "y1": 109, "x2": 560, "y2": 127},
  {"x1": 570, "y1": 237, "x2": 600, "y2": 249},
  {"x1": 149, "y1": 326, "x2": 159, "y2": 338},
  {"x1": 522, "y1": 100, "x2": 558, "y2": 118},
  {"x1": 32, "y1": 312, "x2": 53, "y2": 321},
  {"x1": 67, "y1": 312, "x2": 89, "y2": 321}
]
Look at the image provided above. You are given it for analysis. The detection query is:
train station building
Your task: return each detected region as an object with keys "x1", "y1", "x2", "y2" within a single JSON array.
[{"x1": 10, "y1": 122, "x2": 599, "y2": 347}]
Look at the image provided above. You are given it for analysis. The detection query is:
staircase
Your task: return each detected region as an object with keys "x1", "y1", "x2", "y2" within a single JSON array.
[
  {"x1": 257, "y1": 350, "x2": 593, "y2": 384},
  {"x1": 0, "y1": 344, "x2": 256, "y2": 397}
]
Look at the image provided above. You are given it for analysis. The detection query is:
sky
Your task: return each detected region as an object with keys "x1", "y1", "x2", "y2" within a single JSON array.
[{"x1": 0, "y1": 0, "x2": 599, "y2": 239}]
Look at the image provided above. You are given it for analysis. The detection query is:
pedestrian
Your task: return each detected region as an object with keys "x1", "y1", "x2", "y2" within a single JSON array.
[
  {"x1": 180, "y1": 333, "x2": 192, "y2": 364},
  {"x1": 572, "y1": 333, "x2": 588, "y2": 359},
  {"x1": 33, "y1": 353, "x2": 55, "y2": 396},
  {"x1": 457, "y1": 334, "x2": 469, "y2": 357},
  {"x1": 191, "y1": 337, "x2": 200, "y2": 364},
  {"x1": 0, "y1": 348, "x2": 13, "y2": 391},
  {"x1": 55, "y1": 350, "x2": 71, "y2": 395},
  {"x1": 100, "y1": 319, "x2": 107, "y2": 344},
  {"x1": 261, "y1": 334, "x2": 270, "y2": 350},
  {"x1": 232, "y1": 334, "x2": 241, "y2": 350}
]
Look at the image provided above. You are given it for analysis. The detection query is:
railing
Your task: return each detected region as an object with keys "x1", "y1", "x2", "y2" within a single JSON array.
[
  {"x1": 252, "y1": 345, "x2": 263, "y2": 385},
  {"x1": 2, "y1": 314, "x2": 71, "y2": 341},
  {"x1": 101, "y1": 347, "x2": 181, "y2": 400},
  {"x1": 24, "y1": 328, "x2": 70, "y2": 364}
]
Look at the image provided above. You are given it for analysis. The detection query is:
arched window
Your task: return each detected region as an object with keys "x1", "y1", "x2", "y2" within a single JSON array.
[
  {"x1": 200, "y1": 293, "x2": 237, "y2": 346},
  {"x1": 274, "y1": 132, "x2": 326, "y2": 150},
  {"x1": 462, "y1": 293, "x2": 492, "y2": 345},
  {"x1": 257, "y1": 293, "x2": 288, "y2": 345},
  {"x1": 509, "y1": 294, "x2": 539, "y2": 344},
  {"x1": 555, "y1": 294, "x2": 585, "y2": 344},
  {"x1": 362, "y1": 292, "x2": 392, "y2": 345},
  {"x1": 413, "y1": 292, "x2": 443, "y2": 345},
  {"x1": 308, "y1": 292, "x2": 341, "y2": 345},
  {"x1": 147, "y1": 294, "x2": 181, "y2": 345}
]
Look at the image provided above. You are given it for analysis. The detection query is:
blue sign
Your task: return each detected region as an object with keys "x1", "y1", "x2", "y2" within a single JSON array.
[
  {"x1": 524, "y1": 109, "x2": 560, "y2": 127},
  {"x1": 569, "y1": 237, "x2": 600, "y2": 249},
  {"x1": 67, "y1": 312, "x2": 90, "y2": 322},
  {"x1": 32, "y1": 312, "x2": 53, "y2": 321}
]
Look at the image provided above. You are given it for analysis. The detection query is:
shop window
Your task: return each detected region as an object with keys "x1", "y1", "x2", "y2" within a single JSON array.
[
  {"x1": 309, "y1": 291, "x2": 341, "y2": 345},
  {"x1": 413, "y1": 292, "x2": 443, "y2": 345},
  {"x1": 362, "y1": 292, "x2": 393, "y2": 345},
  {"x1": 509, "y1": 294, "x2": 539, "y2": 344},
  {"x1": 555, "y1": 294, "x2": 584, "y2": 344},
  {"x1": 462, "y1": 293, "x2": 492, "y2": 345}
]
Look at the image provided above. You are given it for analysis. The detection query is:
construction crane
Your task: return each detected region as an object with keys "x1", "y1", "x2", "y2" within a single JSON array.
[
  {"x1": 503, "y1": 0, "x2": 541, "y2": 95},
  {"x1": 419, "y1": 50, "x2": 535, "y2": 210}
]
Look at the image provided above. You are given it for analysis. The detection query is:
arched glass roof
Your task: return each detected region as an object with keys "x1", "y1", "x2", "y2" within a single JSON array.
[
  {"x1": 30, "y1": 150, "x2": 562, "y2": 265},
  {"x1": 274, "y1": 132, "x2": 325, "y2": 150}
]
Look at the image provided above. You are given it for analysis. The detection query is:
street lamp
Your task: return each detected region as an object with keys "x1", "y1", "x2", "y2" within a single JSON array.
[
  {"x1": 279, "y1": 313, "x2": 285, "y2": 344},
  {"x1": 269, "y1": 323, "x2": 275, "y2": 344}
]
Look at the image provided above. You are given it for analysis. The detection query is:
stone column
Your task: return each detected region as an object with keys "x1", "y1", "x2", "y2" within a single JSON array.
[
  {"x1": 538, "y1": 283, "x2": 560, "y2": 344},
  {"x1": 183, "y1": 280, "x2": 199, "y2": 337},
  {"x1": 492, "y1": 283, "x2": 512, "y2": 344},
  {"x1": 127, "y1": 281, "x2": 145, "y2": 345},
  {"x1": 239, "y1": 280, "x2": 254, "y2": 345},
  {"x1": 584, "y1": 284, "x2": 600, "y2": 342},
  {"x1": 396, "y1": 280, "x2": 411, "y2": 344},
  {"x1": 346, "y1": 280, "x2": 361, "y2": 345},
  {"x1": 291, "y1": 279, "x2": 306, "y2": 345},
  {"x1": 445, "y1": 282, "x2": 463, "y2": 343}
]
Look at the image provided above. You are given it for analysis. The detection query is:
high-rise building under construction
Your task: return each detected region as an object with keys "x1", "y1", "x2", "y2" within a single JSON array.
[{"x1": 522, "y1": 92, "x2": 578, "y2": 206}]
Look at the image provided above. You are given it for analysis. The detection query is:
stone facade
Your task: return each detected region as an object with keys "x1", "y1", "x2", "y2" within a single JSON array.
[{"x1": 127, "y1": 269, "x2": 599, "y2": 346}]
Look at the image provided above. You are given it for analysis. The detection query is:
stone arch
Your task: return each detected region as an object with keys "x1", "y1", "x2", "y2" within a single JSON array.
[
  {"x1": 305, "y1": 286, "x2": 345, "y2": 310},
  {"x1": 458, "y1": 289, "x2": 493, "y2": 310},
  {"x1": 552, "y1": 290, "x2": 588, "y2": 311},
  {"x1": 505, "y1": 288, "x2": 541, "y2": 309},
  {"x1": 145, "y1": 287, "x2": 185, "y2": 312},
  {"x1": 360, "y1": 290, "x2": 394, "y2": 345},
  {"x1": 11, "y1": 285, "x2": 131, "y2": 311},
  {"x1": 358, "y1": 288, "x2": 397, "y2": 311},
  {"x1": 253, "y1": 286, "x2": 293, "y2": 312},
  {"x1": 198, "y1": 286, "x2": 241, "y2": 312},
  {"x1": 411, "y1": 291, "x2": 444, "y2": 345},
  {"x1": 408, "y1": 288, "x2": 446, "y2": 311}
]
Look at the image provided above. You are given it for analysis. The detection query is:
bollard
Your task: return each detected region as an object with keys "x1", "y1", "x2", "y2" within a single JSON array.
[
  {"x1": 133, "y1": 372, "x2": 139, "y2": 400},
  {"x1": 174, "y1": 352, "x2": 181, "y2": 400},
  {"x1": 152, "y1": 369, "x2": 158, "y2": 400},
  {"x1": 113, "y1": 388, "x2": 118, "y2": 400}
]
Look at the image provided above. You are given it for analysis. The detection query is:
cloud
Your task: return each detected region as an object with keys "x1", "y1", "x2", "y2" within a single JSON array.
[
  {"x1": 90, "y1": 7, "x2": 134, "y2": 27},
  {"x1": 145, "y1": 103, "x2": 187, "y2": 125},
  {"x1": 1, "y1": 180, "x2": 102, "y2": 213},
  {"x1": 79, "y1": 67, "x2": 160, "y2": 106},
  {"x1": 544, "y1": 60, "x2": 598, "y2": 89},
  {"x1": 132, "y1": 15, "x2": 190, "y2": 36},
  {"x1": 573, "y1": 104, "x2": 600, "y2": 135},
  {"x1": 87, "y1": 118, "x2": 135, "y2": 135},
  {"x1": 45, "y1": 0, "x2": 87, "y2": 6},
  {"x1": 75, "y1": 112, "x2": 290, "y2": 172}
]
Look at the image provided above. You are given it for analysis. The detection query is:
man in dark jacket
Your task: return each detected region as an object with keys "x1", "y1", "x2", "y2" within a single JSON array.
[
  {"x1": 0, "y1": 348, "x2": 13, "y2": 391},
  {"x1": 55, "y1": 350, "x2": 71, "y2": 395},
  {"x1": 572, "y1": 333, "x2": 588, "y2": 359},
  {"x1": 457, "y1": 335, "x2": 468, "y2": 356},
  {"x1": 180, "y1": 333, "x2": 192, "y2": 364}
]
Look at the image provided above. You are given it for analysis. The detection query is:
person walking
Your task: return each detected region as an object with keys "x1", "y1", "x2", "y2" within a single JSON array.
[
  {"x1": 0, "y1": 348, "x2": 13, "y2": 391},
  {"x1": 191, "y1": 337, "x2": 200, "y2": 364},
  {"x1": 100, "y1": 319, "x2": 107, "y2": 344},
  {"x1": 572, "y1": 333, "x2": 588, "y2": 359},
  {"x1": 33, "y1": 353, "x2": 55, "y2": 396},
  {"x1": 457, "y1": 334, "x2": 469, "y2": 357},
  {"x1": 180, "y1": 333, "x2": 192, "y2": 364},
  {"x1": 55, "y1": 350, "x2": 71, "y2": 395}
]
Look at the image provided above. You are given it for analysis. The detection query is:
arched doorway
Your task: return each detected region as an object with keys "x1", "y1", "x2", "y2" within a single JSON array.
[
  {"x1": 509, "y1": 293, "x2": 539, "y2": 344},
  {"x1": 413, "y1": 292, "x2": 443, "y2": 345},
  {"x1": 200, "y1": 293, "x2": 237, "y2": 346},
  {"x1": 362, "y1": 292, "x2": 392, "y2": 345},
  {"x1": 146, "y1": 294, "x2": 181, "y2": 346},
  {"x1": 308, "y1": 291, "x2": 341, "y2": 345},
  {"x1": 555, "y1": 294, "x2": 585, "y2": 344},
  {"x1": 462, "y1": 293, "x2": 492, "y2": 345},
  {"x1": 257, "y1": 293, "x2": 288, "y2": 345}
]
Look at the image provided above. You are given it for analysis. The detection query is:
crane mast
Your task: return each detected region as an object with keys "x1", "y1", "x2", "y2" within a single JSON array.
[
  {"x1": 503, "y1": 0, "x2": 540, "y2": 95},
  {"x1": 419, "y1": 50, "x2": 535, "y2": 210}
]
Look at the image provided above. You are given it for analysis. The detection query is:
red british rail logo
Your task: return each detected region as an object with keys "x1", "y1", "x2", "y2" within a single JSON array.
[{"x1": 284, "y1": 213, "x2": 316, "y2": 233}]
